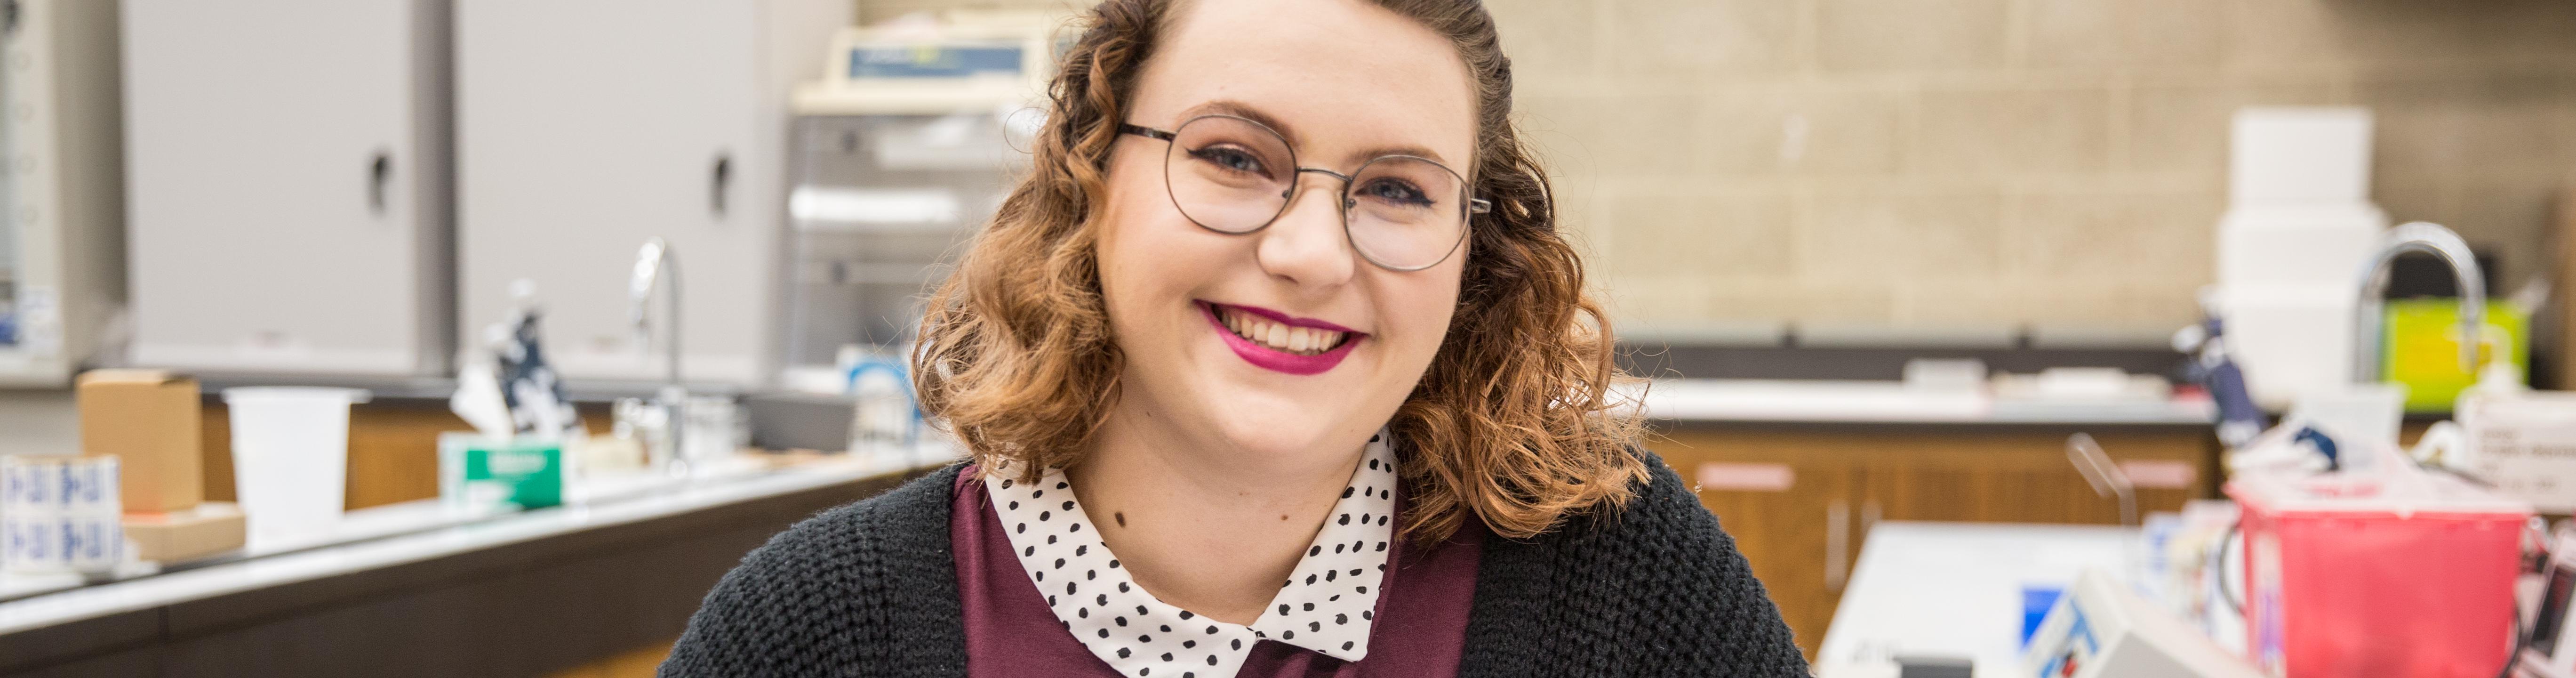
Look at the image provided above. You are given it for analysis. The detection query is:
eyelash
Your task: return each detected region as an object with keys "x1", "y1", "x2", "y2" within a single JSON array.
[{"x1": 1188, "y1": 145, "x2": 1266, "y2": 175}]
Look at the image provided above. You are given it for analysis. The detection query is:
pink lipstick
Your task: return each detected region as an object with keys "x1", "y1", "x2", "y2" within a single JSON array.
[{"x1": 1199, "y1": 301, "x2": 1365, "y2": 375}]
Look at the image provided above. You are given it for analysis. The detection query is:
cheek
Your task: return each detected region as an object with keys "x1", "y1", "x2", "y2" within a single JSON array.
[
  {"x1": 1094, "y1": 156, "x2": 1225, "y2": 332},
  {"x1": 1381, "y1": 265, "x2": 1464, "y2": 367}
]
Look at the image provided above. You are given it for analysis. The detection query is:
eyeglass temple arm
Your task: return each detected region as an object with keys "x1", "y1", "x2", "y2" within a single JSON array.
[{"x1": 1469, "y1": 198, "x2": 1491, "y2": 214}]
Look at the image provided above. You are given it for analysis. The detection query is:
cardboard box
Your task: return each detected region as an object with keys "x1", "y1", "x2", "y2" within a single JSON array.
[
  {"x1": 121, "y1": 502, "x2": 244, "y2": 563},
  {"x1": 77, "y1": 369, "x2": 203, "y2": 513}
]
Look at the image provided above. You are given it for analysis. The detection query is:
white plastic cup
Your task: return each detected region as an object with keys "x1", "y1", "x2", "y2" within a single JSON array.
[
  {"x1": 2288, "y1": 383, "x2": 2407, "y2": 470},
  {"x1": 223, "y1": 387, "x2": 370, "y2": 551}
]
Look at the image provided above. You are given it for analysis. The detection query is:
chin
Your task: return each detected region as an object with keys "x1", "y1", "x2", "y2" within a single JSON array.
[{"x1": 1197, "y1": 388, "x2": 1356, "y2": 466}]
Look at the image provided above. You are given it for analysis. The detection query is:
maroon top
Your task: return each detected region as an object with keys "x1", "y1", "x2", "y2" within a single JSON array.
[{"x1": 951, "y1": 467, "x2": 1483, "y2": 678}]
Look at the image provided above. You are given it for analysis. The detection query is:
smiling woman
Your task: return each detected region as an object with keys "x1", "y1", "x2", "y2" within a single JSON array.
[{"x1": 658, "y1": 1, "x2": 1806, "y2": 676}]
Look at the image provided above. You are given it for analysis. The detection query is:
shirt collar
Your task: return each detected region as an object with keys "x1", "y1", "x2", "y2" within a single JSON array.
[{"x1": 983, "y1": 429, "x2": 1400, "y2": 677}]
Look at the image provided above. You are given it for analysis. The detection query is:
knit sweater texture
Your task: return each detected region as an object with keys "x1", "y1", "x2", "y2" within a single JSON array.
[{"x1": 660, "y1": 449, "x2": 1809, "y2": 677}]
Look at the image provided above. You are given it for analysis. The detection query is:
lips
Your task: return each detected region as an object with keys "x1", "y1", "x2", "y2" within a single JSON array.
[{"x1": 1200, "y1": 302, "x2": 1365, "y2": 375}]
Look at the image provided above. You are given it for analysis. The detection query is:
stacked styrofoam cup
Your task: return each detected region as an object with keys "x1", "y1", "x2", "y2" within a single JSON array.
[{"x1": 1, "y1": 454, "x2": 128, "y2": 573}]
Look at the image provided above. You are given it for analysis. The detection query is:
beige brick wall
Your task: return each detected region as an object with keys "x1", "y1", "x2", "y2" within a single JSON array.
[{"x1": 861, "y1": 0, "x2": 2576, "y2": 341}]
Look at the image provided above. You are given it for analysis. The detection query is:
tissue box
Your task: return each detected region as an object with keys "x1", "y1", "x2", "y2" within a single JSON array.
[
  {"x1": 122, "y1": 502, "x2": 245, "y2": 563},
  {"x1": 77, "y1": 369, "x2": 204, "y2": 513},
  {"x1": 438, "y1": 434, "x2": 564, "y2": 510}
]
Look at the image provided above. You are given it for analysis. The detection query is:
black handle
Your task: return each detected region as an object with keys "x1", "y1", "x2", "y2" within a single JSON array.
[
  {"x1": 710, "y1": 153, "x2": 732, "y2": 216},
  {"x1": 368, "y1": 151, "x2": 392, "y2": 214}
]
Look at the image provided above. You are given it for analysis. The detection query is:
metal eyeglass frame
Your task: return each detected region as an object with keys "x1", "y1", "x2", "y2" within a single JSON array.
[{"x1": 1119, "y1": 114, "x2": 1491, "y2": 272}]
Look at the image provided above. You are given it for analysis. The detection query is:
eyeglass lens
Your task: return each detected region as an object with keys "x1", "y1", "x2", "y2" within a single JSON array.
[{"x1": 1162, "y1": 115, "x2": 1469, "y2": 270}]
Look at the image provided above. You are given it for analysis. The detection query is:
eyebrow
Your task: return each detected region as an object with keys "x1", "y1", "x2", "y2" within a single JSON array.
[{"x1": 1173, "y1": 99, "x2": 1453, "y2": 167}]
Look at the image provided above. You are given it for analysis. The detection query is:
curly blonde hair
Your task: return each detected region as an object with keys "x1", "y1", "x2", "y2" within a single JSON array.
[{"x1": 912, "y1": 0, "x2": 1646, "y2": 541}]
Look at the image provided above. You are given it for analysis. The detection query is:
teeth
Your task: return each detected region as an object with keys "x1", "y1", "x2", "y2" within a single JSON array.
[{"x1": 1217, "y1": 306, "x2": 1348, "y2": 356}]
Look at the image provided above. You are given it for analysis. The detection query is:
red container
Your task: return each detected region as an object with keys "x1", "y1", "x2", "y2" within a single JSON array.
[{"x1": 2229, "y1": 470, "x2": 2529, "y2": 678}]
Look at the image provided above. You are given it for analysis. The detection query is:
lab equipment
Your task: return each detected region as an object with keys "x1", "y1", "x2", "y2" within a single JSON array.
[
  {"x1": 2226, "y1": 452, "x2": 2530, "y2": 678},
  {"x1": 222, "y1": 387, "x2": 370, "y2": 550},
  {"x1": 456, "y1": 0, "x2": 848, "y2": 387},
  {"x1": 2, "y1": 454, "x2": 126, "y2": 573},
  {"x1": 2020, "y1": 569, "x2": 2265, "y2": 678},
  {"x1": 847, "y1": 351, "x2": 919, "y2": 471},
  {"x1": 780, "y1": 11, "x2": 1058, "y2": 373},
  {"x1": 680, "y1": 395, "x2": 744, "y2": 469},
  {"x1": 2173, "y1": 310, "x2": 2268, "y2": 448},
  {"x1": 2211, "y1": 107, "x2": 2388, "y2": 409},
  {"x1": 124, "y1": 0, "x2": 454, "y2": 378},
  {"x1": 0, "y1": 0, "x2": 123, "y2": 386},
  {"x1": 2520, "y1": 526, "x2": 2576, "y2": 678}
]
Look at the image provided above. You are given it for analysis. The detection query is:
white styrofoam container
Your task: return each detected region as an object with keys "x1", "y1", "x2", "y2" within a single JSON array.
[
  {"x1": 2215, "y1": 284, "x2": 2356, "y2": 411},
  {"x1": 2216, "y1": 204, "x2": 2386, "y2": 288},
  {"x1": 2230, "y1": 107, "x2": 2374, "y2": 206}
]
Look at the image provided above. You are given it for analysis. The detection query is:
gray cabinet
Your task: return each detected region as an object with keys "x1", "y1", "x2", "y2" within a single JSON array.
[
  {"x1": 455, "y1": 0, "x2": 847, "y2": 387},
  {"x1": 121, "y1": 0, "x2": 452, "y2": 377}
]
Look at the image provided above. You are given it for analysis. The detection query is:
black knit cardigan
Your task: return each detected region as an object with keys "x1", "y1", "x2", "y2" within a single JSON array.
[{"x1": 659, "y1": 449, "x2": 1809, "y2": 677}]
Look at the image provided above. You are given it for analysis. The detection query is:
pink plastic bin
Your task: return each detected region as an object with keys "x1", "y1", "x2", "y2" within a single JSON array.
[{"x1": 2229, "y1": 470, "x2": 2530, "y2": 678}]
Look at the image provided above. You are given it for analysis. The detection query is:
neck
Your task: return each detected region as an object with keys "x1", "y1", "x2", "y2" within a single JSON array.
[{"x1": 1065, "y1": 407, "x2": 1364, "y2": 625}]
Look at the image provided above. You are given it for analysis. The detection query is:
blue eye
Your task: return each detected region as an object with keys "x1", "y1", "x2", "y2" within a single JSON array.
[
  {"x1": 1188, "y1": 145, "x2": 1267, "y2": 176},
  {"x1": 1356, "y1": 178, "x2": 1432, "y2": 207}
]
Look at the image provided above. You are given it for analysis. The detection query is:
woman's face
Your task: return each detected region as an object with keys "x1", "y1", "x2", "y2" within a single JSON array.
[{"x1": 1093, "y1": 0, "x2": 1477, "y2": 471}]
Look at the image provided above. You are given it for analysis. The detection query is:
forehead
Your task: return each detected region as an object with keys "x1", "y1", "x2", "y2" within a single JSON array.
[{"x1": 1131, "y1": 0, "x2": 1478, "y2": 165}]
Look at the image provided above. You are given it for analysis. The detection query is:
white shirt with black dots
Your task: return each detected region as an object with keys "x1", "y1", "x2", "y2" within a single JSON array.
[{"x1": 983, "y1": 429, "x2": 1400, "y2": 678}]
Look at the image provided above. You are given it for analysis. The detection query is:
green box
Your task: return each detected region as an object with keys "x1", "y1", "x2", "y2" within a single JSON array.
[{"x1": 438, "y1": 434, "x2": 564, "y2": 510}]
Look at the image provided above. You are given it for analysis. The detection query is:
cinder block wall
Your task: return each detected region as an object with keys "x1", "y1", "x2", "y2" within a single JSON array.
[{"x1": 861, "y1": 0, "x2": 2576, "y2": 341}]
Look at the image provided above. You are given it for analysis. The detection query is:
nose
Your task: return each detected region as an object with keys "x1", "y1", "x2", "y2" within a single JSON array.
[{"x1": 1254, "y1": 171, "x2": 1357, "y2": 289}]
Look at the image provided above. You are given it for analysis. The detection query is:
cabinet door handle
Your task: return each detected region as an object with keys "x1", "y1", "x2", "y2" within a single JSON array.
[
  {"x1": 709, "y1": 153, "x2": 732, "y2": 216},
  {"x1": 368, "y1": 151, "x2": 392, "y2": 215},
  {"x1": 1825, "y1": 500, "x2": 1849, "y2": 592}
]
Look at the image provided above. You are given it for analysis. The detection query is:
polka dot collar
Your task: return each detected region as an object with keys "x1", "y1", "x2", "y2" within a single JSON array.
[{"x1": 983, "y1": 430, "x2": 1400, "y2": 678}]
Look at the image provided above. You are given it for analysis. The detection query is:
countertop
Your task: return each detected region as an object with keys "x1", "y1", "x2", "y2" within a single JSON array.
[
  {"x1": 1812, "y1": 521, "x2": 2136, "y2": 678},
  {"x1": 1624, "y1": 379, "x2": 2217, "y2": 426},
  {"x1": 0, "y1": 452, "x2": 946, "y2": 639}
]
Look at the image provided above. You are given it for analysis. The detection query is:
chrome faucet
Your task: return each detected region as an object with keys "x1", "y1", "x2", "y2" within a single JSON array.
[
  {"x1": 2351, "y1": 222, "x2": 2484, "y2": 384},
  {"x1": 629, "y1": 237, "x2": 687, "y2": 472}
]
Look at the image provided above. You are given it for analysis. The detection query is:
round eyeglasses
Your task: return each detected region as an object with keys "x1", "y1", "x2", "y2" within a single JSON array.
[{"x1": 1120, "y1": 114, "x2": 1491, "y2": 272}]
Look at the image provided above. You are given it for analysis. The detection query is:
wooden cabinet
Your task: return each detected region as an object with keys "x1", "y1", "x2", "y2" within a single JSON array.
[{"x1": 1646, "y1": 423, "x2": 2217, "y2": 658}]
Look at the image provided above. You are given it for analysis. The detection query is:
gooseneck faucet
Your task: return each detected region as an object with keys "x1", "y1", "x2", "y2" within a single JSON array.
[
  {"x1": 2351, "y1": 222, "x2": 2484, "y2": 384},
  {"x1": 630, "y1": 237, "x2": 682, "y2": 389},
  {"x1": 630, "y1": 237, "x2": 687, "y2": 472}
]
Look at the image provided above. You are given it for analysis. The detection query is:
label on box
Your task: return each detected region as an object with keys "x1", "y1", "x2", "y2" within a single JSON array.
[
  {"x1": 2463, "y1": 396, "x2": 2576, "y2": 513},
  {"x1": 464, "y1": 444, "x2": 563, "y2": 509}
]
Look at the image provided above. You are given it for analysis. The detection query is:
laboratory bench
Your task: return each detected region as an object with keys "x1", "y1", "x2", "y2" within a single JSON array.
[{"x1": 0, "y1": 455, "x2": 935, "y2": 678}]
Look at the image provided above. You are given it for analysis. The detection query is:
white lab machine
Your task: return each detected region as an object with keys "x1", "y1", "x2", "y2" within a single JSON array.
[
  {"x1": 778, "y1": 12, "x2": 1059, "y2": 376},
  {"x1": 2210, "y1": 107, "x2": 2388, "y2": 410},
  {"x1": 0, "y1": 0, "x2": 123, "y2": 386},
  {"x1": 122, "y1": 0, "x2": 454, "y2": 377},
  {"x1": 455, "y1": 0, "x2": 849, "y2": 388},
  {"x1": 2022, "y1": 570, "x2": 2267, "y2": 678}
]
